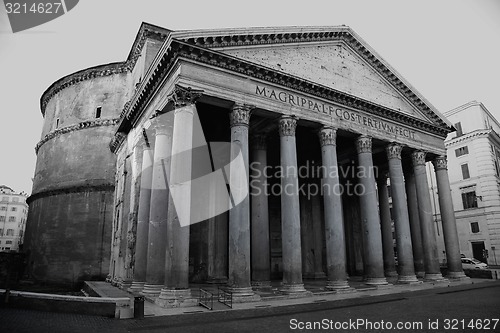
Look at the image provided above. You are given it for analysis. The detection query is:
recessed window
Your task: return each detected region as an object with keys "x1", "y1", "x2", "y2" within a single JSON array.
[
  {"x1": 455, "y1": 146, "x2": 469, "y2": 157},
  {"x1": 461, "y1": 164, "x2": 470, "y2": 179},
  {"x1": 55, "y1": 118, "x2": 60, "y2": 129},
  {"x1": 471, "y1": 222, "x2": 480, "y2": 233},
  {"x1": 8, "y1": 216, "x2": 15, "y2": 222},
  {"x1": 95, "y1": 106, "x2": 102, "y2": 119},
  {"x1": 11, "y1": 207, "x2": 16, "y2": 211},
  {"x1": 5, "y1": 241, "x2": 12, "y2": 245},
  {"x1": 0, "y1": 216, "x2": 5, "y2": 222},
  {"x1": 0, "y1": 207, "x2": 6, "y2": 211},
  {"x1": 6, "y1": 229, "x2": 14, "y2": 236},
  {"x1": 462, "y1": 191, "x2": 478, "y2": 209}
]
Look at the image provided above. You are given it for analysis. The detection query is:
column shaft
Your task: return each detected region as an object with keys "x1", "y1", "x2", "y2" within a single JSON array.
[
  {"x1": 412, "y1": 151, "x2": 445, "y2": 281},
  {"x1": 311, "y1": 193, "x2": 326, "y2": 279},
  {"x1": 320, "y1": 127, "x2": 350, "y2": 289},
  {"x1": 386, "y1": 144, "x2": 418, "y2": 283},
  {"x1": 250, "y1": 135, "x2": 271, "y2": 286},
  {"x1": 279, "y1": 116, "x2": 306, "y2": 293},
  {"x1": 356, "y1": 136, "x2": 387, "y2": 285},
  {"x1": 227, "y1": 104, "x2": 257, "y2": 299},
  {"x1": 404, "y1": 168, "x2": 425, "y2": 278},
  {"x1": 376, "y1": 175, "x2": 397, "y2": 277},
  {"x1": 433, "y1": 156, "x2": 467, "y2": 279},
  {"x1": 143, "y1": 122, "x2": 172, "y2": 297},
  {"x1": 130, "y1": 143, "x2": 153, "y2": 292}
]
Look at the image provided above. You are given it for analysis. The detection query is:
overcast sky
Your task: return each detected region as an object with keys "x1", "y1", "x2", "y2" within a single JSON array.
[{"x1": 0, "y1": 0, "x2": 499, "y2": 194}]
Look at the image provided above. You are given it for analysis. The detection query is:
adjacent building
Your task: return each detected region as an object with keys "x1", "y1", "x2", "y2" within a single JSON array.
[
  {"x1": 428, "y1": 101, "x2": 500, "y2": 266},
  {"x1": 25, "y1": 23, "x2": 467, "y2": 298},
  {"x1": 0, "y1": 185, "x2": 28, "y2": 252}
]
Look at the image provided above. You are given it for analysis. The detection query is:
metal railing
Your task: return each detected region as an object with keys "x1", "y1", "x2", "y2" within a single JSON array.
[
  {"x1": 198, "y1": 288, "x2": 213, "y2": 310},
  {"x1": 217, "y1": 286, "x2": 232, "y2": 308}
]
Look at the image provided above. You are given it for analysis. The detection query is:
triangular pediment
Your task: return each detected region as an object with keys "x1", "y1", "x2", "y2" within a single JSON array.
[{"x1": 222, "y1": 42, "x2": 428, "y2": 121}]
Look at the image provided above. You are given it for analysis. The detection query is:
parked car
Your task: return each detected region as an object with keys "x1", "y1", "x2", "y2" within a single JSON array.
[{"x1": 461, "y1": 257, "x2": 488, "y2": 270}]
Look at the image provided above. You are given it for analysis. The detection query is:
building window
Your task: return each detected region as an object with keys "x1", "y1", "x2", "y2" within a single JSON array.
[
  {"x1": 0, "y1": 206, "x2": 5, "y2": 211},
  {"x1": 95, "y1": 106, "x2": 102, "y2": 119},
  {"x1": 8, "y1": 216, "x2": 15, "y2": 222},
  {"x1": 55, "y1": 118, "x2": 60, "y2": 129},
  {"x1": 462, "y1": 191, "x2": 478, "y2": 209},
  {"x1": 461, "y1": 164, "x2": 470, "y2": 179},
  {"x1": 6, "y1": 229, "x2": 14, "y2": 236},
  {"x1": 5, "y1": 241, "x2": 12, "y2": 245},
  {"x1": 11, "y1": 207, "x2": 16, "y2": 211},
  {"x1": 455, "y1": 146, "x2": 469, "y2": 157},
  {"x1": 1, "y1": 197, "x2": 8, "y2": 202},
  {"x1": 0, "y1": 229, "x2": 3, "y2": 236},
  {"x1": 471, "y1": 222, "x2": 480, "y2": 233},
  {"x1": 0, "y1": 216, "x2": 5, "y2": 222},
  {"x1": 12, "y1": 197, "x2": 18, "y2": 202},
  {"x1": 454, "y1": 122, "x2": 463, "y2": 137}
]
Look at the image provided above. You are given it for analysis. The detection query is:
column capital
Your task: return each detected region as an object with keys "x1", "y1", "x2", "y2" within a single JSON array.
[
  {"x1": 355, "y1": 135, "x2": 372, "y2": 154},
  {"x1": 386, "y1": 143, "x2": 402, "y2": 160},
  {"x1": 318, "y1": 127, "x2": 337, "y2": 146},
  {"x1": 411, "y1": 150, "x2": 427, "y2": 166},
  {"x1": 278, "y1": 116, "x2": 297, "y2": 137},
  {"x1": 230, "y1": 103, "x2": 252, "y2": 127},
  {"x1": 167, "y1": 84, "x2": 203, "y2": 108},
  {"x1": 432, "y1": 155, "x2": 448, "y2": 171},
  {"x1": 251, "y1": 134, "x2": 267, "y2": 150}
]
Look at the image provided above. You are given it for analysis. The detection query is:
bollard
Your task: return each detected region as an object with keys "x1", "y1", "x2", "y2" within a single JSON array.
[{"x1": 134, "y1": 296, "x2": 144, "y2": 319}]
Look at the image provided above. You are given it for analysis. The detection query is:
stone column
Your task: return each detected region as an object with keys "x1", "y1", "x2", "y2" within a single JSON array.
[
  {"x1": 355, "y1": 136, "x2": 388, "y2": 286},
  {"x1": 207, "y1": 213, "x2": 228, "y2": 283},
  {"x1": 411, "y1": 151, "x2": 445, "y2": 281},
  {"x1": 143, "y1": 120, "x2": 173, "y2": 297},
  {"x1": 279, "y1": 116, "x2": 307, "y2": 294},
  {"x1": 433, "y1": 156, "x2": 468, "y2": 280},
  {"x1": 319, "y1": 127, "x2": 350, "y2": 290},
  {"x1": 227, "y1": 104, "x2": 259, "y2": 301},
  {"x1": 129, "y1": 139, "x2": 153, "y2": 293},
  {"x1": 159, "y1": 93, "x2": 201, "y2": 306},
  {"x1": 376, "y1": 174, "x2": 397, "y2": 277},
  {"x1": 311, "y1": 193, "x2": 326, "y2": 279},
  {"x1": 250, "y1": 134, "x2": 271, "y2": 287},
  {"x1": 404, "y1": 167, "x2": 425, "y2": 278},
  {"x1": 386, "y1": 144, "x2": 419, "y2": 283}
]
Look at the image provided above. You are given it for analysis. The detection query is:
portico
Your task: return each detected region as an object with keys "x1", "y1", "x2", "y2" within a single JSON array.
[{"x1": 108, "y1": 26, "x2": 467, "y2": 307}]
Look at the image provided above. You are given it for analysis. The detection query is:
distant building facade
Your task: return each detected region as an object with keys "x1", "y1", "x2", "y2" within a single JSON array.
[
  {"x1": 0, "y1": 185, "x2": 28, "y2": 252},
  {"x1": 428, "y1": 101, "x2": 500, "y2": 266}
]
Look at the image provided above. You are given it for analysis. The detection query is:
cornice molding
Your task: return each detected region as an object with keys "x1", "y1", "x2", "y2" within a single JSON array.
[
  {"x1": 27, "y1": 183, "x2": 115, "y2": 205},
  {"x1": 35, "y1": 118, "x2": 120, "y2": 154},
  {"x1": 40, "y1": 25, "x2": 170, "y2": 117},
  {"x1": 111, "y1": 39, "x2": 451, "y2": 155},
  {"x1": 445, "y1": 129, "x2": 491, "y2": 147}
]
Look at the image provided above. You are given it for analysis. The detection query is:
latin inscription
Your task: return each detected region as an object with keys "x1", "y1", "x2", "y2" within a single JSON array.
[{"x1": 255, "y1": 85, "x2": 416, "y2": 139}]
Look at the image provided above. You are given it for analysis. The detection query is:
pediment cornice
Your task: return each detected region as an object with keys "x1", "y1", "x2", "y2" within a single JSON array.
[{"x1": 111, "y1": 36, "x2": 452, "y2": 153}]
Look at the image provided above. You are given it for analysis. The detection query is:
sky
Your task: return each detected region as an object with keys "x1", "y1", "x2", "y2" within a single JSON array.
[{"x1": 0, "y1": 0, "x2": 499, "y2": 195}]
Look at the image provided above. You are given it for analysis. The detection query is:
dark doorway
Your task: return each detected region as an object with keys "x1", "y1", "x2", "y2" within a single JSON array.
[{"x1": 471, "y1": 241, "x2": 486, "y2": 263}]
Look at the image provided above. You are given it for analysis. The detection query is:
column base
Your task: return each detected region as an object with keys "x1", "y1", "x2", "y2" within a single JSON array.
[
  {"x1": 325, "y1": 280, "x2": 356, "y2": 293},
  {"x1": 415, "y1": 271, "x2": 425, "y2": 279},
  {"x1": 119, "y1": 280, "x2": 133, "y2": 290},
  {"x1": 156, "y1": 288, "x2": 197, "y2": 308},
  {"x1": 279, "y1": 283, "x2": 312, "y2": 297},
  {"x1": 446, "y1": 271, "x2": 470, "y2": 280},
  {"x1": 397, "y1": 275, "x2": 421, "y2": 284},
  {"x1": 227, "y1": 286, "x2": 261, "y2": 303},
  {"x1": 424, "y1": 273, "x2": 448, "y2": 282},
  {"x1": 141, "y1": 284, "x2": 163, "y2": 297},
  {"x1": 385, "y1": 270, "x2": 398, "y2": 277},
  {"x1": 128, "y1": 281, "x2": 145, "y2": 293},
  {"x1": 251, "y1": 281, "x2": 272, "y2": 290},
  {"x1": 364, "y1": 277, "x2": 389, "y2": 286}
]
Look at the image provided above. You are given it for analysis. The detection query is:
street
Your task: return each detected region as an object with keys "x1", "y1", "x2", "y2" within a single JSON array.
[{"x1": 2, "y1": 281, "x2": 500, "y2": 333}]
